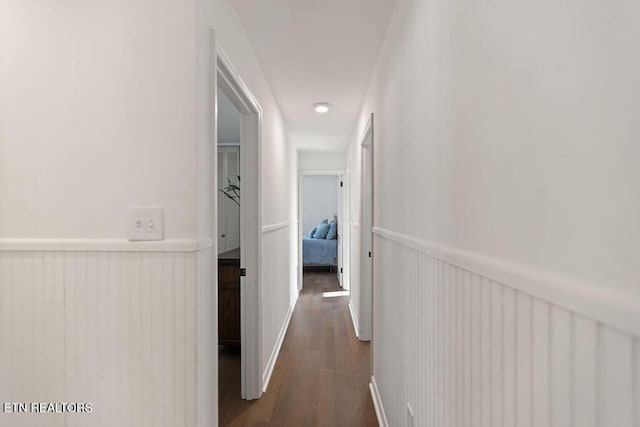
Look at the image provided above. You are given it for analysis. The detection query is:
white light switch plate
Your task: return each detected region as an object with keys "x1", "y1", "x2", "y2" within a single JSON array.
[{"x1": 128, "y1": 207, "x2": 163, "y2": 241}]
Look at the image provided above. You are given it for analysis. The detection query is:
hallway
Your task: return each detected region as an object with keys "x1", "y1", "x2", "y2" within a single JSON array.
[
  {"x1": 3, "y1": 1, "x2": 640, "y2": 426},
  {"x1": 219, "y1": 272, "x2": 377, "y2": 426}
]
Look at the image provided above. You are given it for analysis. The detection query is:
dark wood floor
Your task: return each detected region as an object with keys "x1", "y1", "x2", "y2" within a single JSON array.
[{"x1": 218, "y1": 272, "x2": 377, "y2": 426}]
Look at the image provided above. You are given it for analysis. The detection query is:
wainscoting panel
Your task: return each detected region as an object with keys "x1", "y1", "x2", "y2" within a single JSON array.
[
  {"x1": 196, "y1": 246, "x2": 215, "y2": 427},
  {"x1": 261, "y1": 221, "x2": 299, "y2": 390},
  {"x1": 0, "y1": 252, "x2": 66, "y2": 427},
  {"x1": 350, "y1": 222, "x2": 361, "y2": 336},
  {"x1": 0, "y1": 250, "x2": 201, "y2": 427},
  {"x1": 372, "y1": 229, "x2": 640, "y2": 427}
]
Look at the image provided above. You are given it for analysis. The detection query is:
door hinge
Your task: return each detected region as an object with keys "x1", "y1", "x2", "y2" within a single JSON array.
[
  {"x1": 368, "y1": 251, "x2": 372, "y2": 258},
  {"x1": 340, "y1": 267, "x2": 343, "y2": 273},
  {"x1": 340, "y1": 181, "x2": 343, "y2": 187},
  {"x1": 239, "y1": 268, "x2": 246, "y2": 277}
]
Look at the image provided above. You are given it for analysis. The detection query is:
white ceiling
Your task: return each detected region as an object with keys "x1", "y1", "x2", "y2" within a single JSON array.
[{"x1": 231, "y1": 0, "x2": 396, "y2": 152}]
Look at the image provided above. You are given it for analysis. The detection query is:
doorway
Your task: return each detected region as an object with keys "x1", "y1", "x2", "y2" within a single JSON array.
[
  {"x1": 217, "y1": 86, "x2": 243, "y2": 416},
  {"x1": 301, "y1": 174, "x2": 340, "y2": 276},
  {"x1": 214, "y1": 43, "x2": 262, "y2": 405},
  {"x1": 359, "y1": 114, "x2": 373, "y2": 342},
  {"x1": 298, "y1": 170, "x2": 348, "y2": 294}
]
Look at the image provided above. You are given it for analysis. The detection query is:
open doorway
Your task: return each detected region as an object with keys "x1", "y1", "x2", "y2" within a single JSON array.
[
  {"x1": 299, "y1": 172, "x2": 348, "y2": 296},
  {"x1": 217, "y1": 87, "x2": 243, "y2": 416},
  {"x1": 213, "y1": 44, "x2": 263, "y2": 417},
  {"x1": 358, "y1": 114, "x2": 373, "y2": 342}
]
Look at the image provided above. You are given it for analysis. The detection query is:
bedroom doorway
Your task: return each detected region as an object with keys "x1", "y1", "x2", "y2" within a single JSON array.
[
  {"x1": 301, "y1": 174, "x2": 340, "y2": 275},
  {"x1": 214, "y1": 41, "x2": 263, "y2": 408},
  {"x1": 298, "y1": 170, "x2": 348, "y2": 294}
]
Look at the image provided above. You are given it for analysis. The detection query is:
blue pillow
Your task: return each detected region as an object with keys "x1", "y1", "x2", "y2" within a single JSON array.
[
  {"x1": 313, "y1": 222, "x2": 330, "y2": 239},
  {"x1": 326, "y1": 222, "x2": 337, "y2": 240},
  {"x1": 309, "y1": 219, "x2": 328, "y2": 238}
]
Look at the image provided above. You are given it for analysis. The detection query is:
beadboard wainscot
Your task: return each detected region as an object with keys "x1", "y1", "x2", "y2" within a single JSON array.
[
  {"x1": 0, "y1": 238, "x2": 214, "y2": 427},
  {"x1": 370, "y1": 227, "x2": 640, "y2": 427}
]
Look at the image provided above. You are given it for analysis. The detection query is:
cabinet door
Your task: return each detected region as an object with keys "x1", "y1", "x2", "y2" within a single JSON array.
[
  {"x1": 217, "y1": 148, "x2": 227, "y2": 253},
  {"x1": 218, "y1": 260, "x2": 241, "y2": 343},
  {"x1": 337, "y1": 174, "x2": 343, "y2": 285},
  {"x1": 217, "y1": 146, "x2": 240, "y2": 253},
  {"x1": 225, "y1": 148, "x2": 240, "y2": 250}
]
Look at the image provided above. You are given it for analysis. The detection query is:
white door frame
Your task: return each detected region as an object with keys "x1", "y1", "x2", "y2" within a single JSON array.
[
  {"x1": 359, "y1": 113, "x2": 374, "y2": 342},
  {"x1": 297, "y1": 169, "x2": 347, "y2": 292},
  {"x1": 214, "y1": 42, "x2": 263, "y2": 400},
  {"x1": 341, "y1": 167, "x2": 351, "y2": 291}
]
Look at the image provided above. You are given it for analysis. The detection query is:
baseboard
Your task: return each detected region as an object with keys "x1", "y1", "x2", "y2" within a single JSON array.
[
  {"x1": 262, "y1": 290, "x2": 299, "y2": 392},
  {"x1": 348, "y1": 302, "x2": 359, "y2": 339},
  {"x1": 369, "y1": 375, "x2": 388, "y2": 427}
]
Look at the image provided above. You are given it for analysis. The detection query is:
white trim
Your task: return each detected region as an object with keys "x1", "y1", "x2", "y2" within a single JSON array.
[
  {"x1": 297, "y1": 170, "x2": 348, "y2": 293},
  {"x1": 373, "y1": 226, "x2": 640, "y2": 337},
  {"x1": 261, "y1": 220, "x2": 293, "y2": 234},
  {"x1": 299, "y1": 169, "x2": 346, "y2": 176},
  {"x1": 360, "y1": 114, "x2": 374, "y2": 148},
  {"x1": 348, "y1": 302, "x2": 359, "y2": 339},
  {"x1": 196, "y1": 238, "x2": 215, "y2": 251},
  {"x1": 0, "y1": 238, "x2": 213, "y2": 252},
  {"x1": 369, "y1": 375, "x2": 389, "y2": 427},
  {"x1": 358, "y1": 113, "x2": 374, "y2": 342},
  {"x1": 351, "y1": 222, "x2": 360, "y2": 229},
  {"x1": 216, "y1": 40, "x2": 263, "y2": 400},
  {"x1": 216, "y1": 45, "x2": 262, "y2": 116},
  {"x1": 297, "y1": 172, "x2": 303, "y2": 292},
  {"x1": 262, "y1": 290, "x2": 299, "y2": 392}
]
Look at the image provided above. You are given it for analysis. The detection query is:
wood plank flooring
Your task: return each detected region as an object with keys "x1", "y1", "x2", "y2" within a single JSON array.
[{"x1": 218, "y1": 272, "x2": 377, "y2": 426}]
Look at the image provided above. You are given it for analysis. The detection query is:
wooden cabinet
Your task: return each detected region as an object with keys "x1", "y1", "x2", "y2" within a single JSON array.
[{"x1": 218, "y1": 248, "x2": 241, "y2": 345}]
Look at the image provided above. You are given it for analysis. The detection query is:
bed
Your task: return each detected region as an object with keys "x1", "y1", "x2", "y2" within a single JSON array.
[
  {"x1": 302, "y1": 236, "x2": 338, "y2": 266},
  {"x1": 303, "y1": 216, "x2": 338, "y2": 267}
]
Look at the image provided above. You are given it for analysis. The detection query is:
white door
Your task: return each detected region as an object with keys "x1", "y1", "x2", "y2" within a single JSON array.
[
  {"x1": 359, "y1": 115, "x2": 374, "y2": 342},
  {"x1": 342, "y1": 169, "x2": 350, "y2": 291},
  {"x1": 217, "y1": 146, "x2": 240, "y2": 253},
  {"x1": 337, "y1": 175, "x2": 343, "y2": 286}
]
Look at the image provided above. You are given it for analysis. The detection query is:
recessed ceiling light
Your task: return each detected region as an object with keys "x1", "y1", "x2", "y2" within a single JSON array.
[{"x1": 313, "y1": 102, "x2": 331, "y2": 114}]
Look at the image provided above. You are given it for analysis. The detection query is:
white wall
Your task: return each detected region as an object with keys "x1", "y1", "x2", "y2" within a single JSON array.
[
  {"x1": 301, "y1": 175, "x2": 338, "y2": 235},
  {"x1": 0, "y1": 249, "x2": 207, "y2": 427},
  {"x1": 0, "y1": 4, "x2": 203, "y2": 426},
  {"x1": 195, "y1": 0, "x2": 299, "y2": 417},
  {"x1": 349, "y1": 0, "x2": 640, "y2": 425},
  {"x1": 297, "y1": 151, "x2": 346, "y2": 290},
  {"x1": 0, "y1": 0, "x2": 196, "y2": 239},
  {"x1": 373, "y1": 234, "x2": 639, "y2": 427},
  {"x1": 298, "y1": 150, "x2": 346, "y2": 171},
  {"x1": 0, "y1": 1, "x2": 299, "y2": 426}
]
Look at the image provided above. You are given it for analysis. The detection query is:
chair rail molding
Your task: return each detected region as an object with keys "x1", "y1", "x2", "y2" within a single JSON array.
[
  {"x1": 262, "y1": 220, "x2": 296, "y2": 234},
  {"x1": 372, "y1": 228, "x2": 640, "y2": 426},
  {"x1": 0, "y1": 238, "x2": 214, "y2": 252},
  {"x1": 373, "y1": 226, "x2": 640, "y2": 337}
]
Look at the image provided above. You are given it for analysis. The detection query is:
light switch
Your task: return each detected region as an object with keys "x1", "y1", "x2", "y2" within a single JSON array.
[{"x1": 128, "y1": 207, "x2": 163, "y2": 241}]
